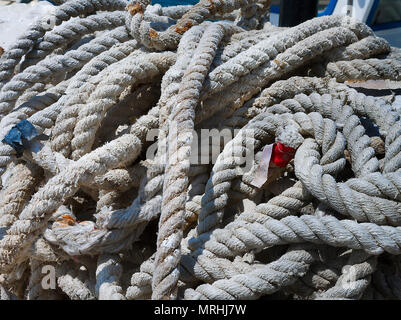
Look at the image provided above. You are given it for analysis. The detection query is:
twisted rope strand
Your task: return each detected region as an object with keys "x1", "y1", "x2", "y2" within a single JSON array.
[{"x1": 0, "y1": 0, "x2": 400, "y2": 300}]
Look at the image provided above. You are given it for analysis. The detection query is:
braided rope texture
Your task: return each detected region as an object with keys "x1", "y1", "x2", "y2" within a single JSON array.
[{"x1": 0, "y1": 0, "x2": 400, "y2": 301}]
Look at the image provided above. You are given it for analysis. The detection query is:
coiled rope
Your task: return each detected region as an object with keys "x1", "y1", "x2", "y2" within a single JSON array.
[{"x1": 0, "y1": 0, "x2": 401, "y2": 300}]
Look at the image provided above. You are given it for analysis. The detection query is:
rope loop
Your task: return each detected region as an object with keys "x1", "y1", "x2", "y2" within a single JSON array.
[{"x1": 0, "y1": 0, "x2": 400, "y2": 300}]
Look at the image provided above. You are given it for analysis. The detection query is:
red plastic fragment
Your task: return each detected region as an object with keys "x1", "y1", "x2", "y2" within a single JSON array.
[{"x1": 270, "y1": 142, "x2": 296, "y2": 167}]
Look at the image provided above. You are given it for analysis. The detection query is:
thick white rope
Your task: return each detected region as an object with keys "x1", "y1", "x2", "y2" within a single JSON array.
[
  {"x1": 0, "y1": 26, "x2": 130, "y2": 118},
  {"x1": 0, "y1": 0, "x2": 401, "y2": 300},
  {"x1": 21, "y1": 11, "x2": 127, "y2": 69},
  {"x1": 0, "y1": 0, "x2": 127, "y2": 90}
]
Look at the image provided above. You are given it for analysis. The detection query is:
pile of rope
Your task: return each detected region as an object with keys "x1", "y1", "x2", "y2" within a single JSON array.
[{"x1": 0, "y1": 0, "x2": 401, "y2": 300}]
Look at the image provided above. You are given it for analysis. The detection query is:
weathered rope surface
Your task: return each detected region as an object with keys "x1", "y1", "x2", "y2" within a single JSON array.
[
  {"x1": 0, "y1": 0, "x2": 401, "y2": 300},
  {"x1": 0, "y1": 0, "x2": 127, "y2": 90}
]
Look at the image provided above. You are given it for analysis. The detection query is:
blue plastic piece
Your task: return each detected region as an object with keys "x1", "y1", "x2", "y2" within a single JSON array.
[
  {"x1": 2, "y1": 120, "x2": 39, "y2": 157},
  {"x1": 16, "y1": 120, "x2": 38, "y2": 141}
]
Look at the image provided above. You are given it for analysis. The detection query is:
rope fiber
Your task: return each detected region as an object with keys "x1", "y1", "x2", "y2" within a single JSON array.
[{"x1": 0, "y1": 0, "x2": 400, "y2": 300}]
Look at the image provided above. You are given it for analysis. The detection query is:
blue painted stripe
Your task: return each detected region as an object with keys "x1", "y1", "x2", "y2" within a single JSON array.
[
  {"x1": 372, "y1": 21, "x2": 401, "y2": 31},
  {"x1": 152, "y1": 0, "x2": 198, "y2": 6},
  {"x1": 367, "y1": 0, "x2": 401, "y2": 30},
  {"x1": 270, "y1": 5, "x2": 280, "y2": 14},
  {"x1": 149, "y1": 0, "x2": 338, "y2": 15},
  {"x1": 366, "y1": 0, "x2": 380, "y2": 26},
  {"x1": 270, "y1": 1, "x2": 337, "y2": 17},
  {"x1": 318, "y1": 0, "x2": 338, "y2": 16}
]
